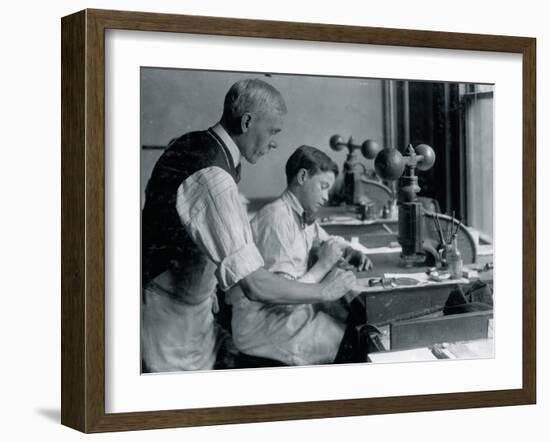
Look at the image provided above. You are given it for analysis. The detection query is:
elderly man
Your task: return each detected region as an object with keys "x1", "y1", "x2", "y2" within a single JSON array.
[
  {"x1": 229, "y1": 145, "x2": 373, "y2": 367},
  {"x1": 141, "y1": 79, "x2": 355, "y2": 373}
]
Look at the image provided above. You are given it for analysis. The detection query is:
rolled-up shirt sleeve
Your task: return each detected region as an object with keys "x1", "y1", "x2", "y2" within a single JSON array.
[
  {"x1": 315, "y1": 222, "x2": 349, "y2": 248},
  {"x1": 315, "y1": 223, "x2": 331, "y2": 242},
  {"x1": 251, "y1": 207, "x2": 300, "y2": 280},
  {"x1": 175, "y1": 166, "x2": 264, "y2": 291}
]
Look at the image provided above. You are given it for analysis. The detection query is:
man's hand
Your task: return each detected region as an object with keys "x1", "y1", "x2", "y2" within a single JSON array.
[
  {"x1": 320, "y1": 268, "x2": 356, "y2": 301},
  {"x1": 342, "y1": 247, "x2": 373, "y2": 271}
]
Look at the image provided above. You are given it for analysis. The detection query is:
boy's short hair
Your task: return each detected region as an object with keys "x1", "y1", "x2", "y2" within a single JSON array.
[{"x1": 285, "y1": 145, "x2": 339, "y2": 185}]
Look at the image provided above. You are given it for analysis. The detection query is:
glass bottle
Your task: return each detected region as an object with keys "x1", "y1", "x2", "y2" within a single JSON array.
[{"x1": 447, "y1": 235, "x2": 463, "y2": 279}]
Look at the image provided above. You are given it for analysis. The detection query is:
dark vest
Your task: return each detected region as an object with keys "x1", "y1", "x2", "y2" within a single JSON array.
[{"x1": 142, "y1": 128, "x2": 240, "y2": 285}]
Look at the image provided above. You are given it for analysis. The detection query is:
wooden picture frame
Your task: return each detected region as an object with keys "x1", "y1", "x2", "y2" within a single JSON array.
[{"x1": 61, "y1": 8, "x2": 536, "y2": 433}]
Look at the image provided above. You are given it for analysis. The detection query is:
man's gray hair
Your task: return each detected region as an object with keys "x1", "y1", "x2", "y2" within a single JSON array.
[{"x1": 222, "y1": 78, "x2": 287, "y2": 129}]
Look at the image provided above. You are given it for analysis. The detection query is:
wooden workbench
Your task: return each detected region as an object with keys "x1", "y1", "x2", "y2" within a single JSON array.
[{"x1": 319, "y1": 212, "x2": 494, "y2": 358}]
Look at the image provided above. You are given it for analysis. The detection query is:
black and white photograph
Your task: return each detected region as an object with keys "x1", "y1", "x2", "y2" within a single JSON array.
[
  {"x1": 140, "y1": 68, "x2": 495, "y2": 373},
  {"x1": 4, "y1": 0, "x2": 545, "y2": 438}
]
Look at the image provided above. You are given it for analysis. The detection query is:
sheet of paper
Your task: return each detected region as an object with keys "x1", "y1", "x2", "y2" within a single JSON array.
[
  {"x1": 447, "y1": 340, "x2": 494, "y2": 359},
  {"x1": 322, "y1": 216, "x2": 376, "y2": 225},
  {"x1": 349, "y1": 237, "x2": 401, "y2": 254},
  {"x1": 352, "y1": 273, "x2": 469, "y2": 293},
  {"x1": 383, "y1": 272, "x2": 469, "y2": 285},
  {"x1": 368, "y1": 347, "x2": 438, "y2": 363}
]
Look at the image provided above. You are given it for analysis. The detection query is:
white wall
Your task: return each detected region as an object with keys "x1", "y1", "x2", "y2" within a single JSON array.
[
  {"x1": 140, "y1": 68, "x2": 384, "y2": 199},
  {"x1": 0, "y1": 1, "x2": 547, "y2": 441}
]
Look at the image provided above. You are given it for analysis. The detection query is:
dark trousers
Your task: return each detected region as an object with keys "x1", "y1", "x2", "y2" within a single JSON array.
[{"x1": 333, "y1": 297, "x2": 369, "y2": 364}]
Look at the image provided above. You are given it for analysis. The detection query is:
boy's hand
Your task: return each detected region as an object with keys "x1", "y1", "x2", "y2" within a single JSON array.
[
  {"x1": 317, "y1": 238, "x2": 344, "y2": 269},
  {"x1": 343, "y1": 247, "x2": 373, "y2": 271}
]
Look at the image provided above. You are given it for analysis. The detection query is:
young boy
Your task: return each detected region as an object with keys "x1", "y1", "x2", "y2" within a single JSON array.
[{"x1": 229, "y1": 145, "x2": 372, "y2": 366}]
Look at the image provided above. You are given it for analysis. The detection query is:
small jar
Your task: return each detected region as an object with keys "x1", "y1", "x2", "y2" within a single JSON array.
[
  {"x1": 447, "y1": 235, "x2": 463, "y2": 279},
  {"x1": 388, "y1": 199, "x2": 398, "y2": 219}
]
